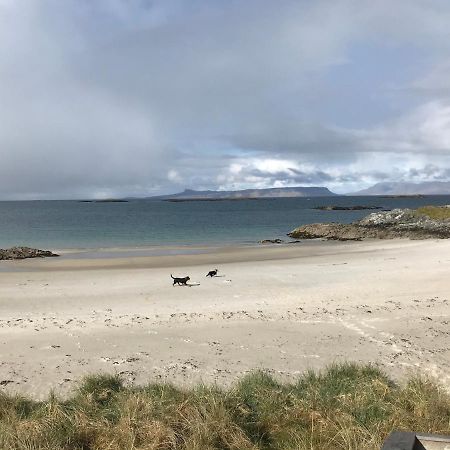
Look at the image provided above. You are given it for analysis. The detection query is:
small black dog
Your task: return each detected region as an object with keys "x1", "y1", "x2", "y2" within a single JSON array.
[
  {"x1": 206, "y1": 268, "x2": 218, "y2": 277},
  {"x1": 171, "y1": 274, "x2": 190, "y2": 286}
]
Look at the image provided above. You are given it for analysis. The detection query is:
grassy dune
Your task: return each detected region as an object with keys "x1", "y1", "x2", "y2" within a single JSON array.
[
  {"x1": 416, "y1": 205, "x2": 450, "y2": 220},
  {"x1": 1, "y1": 363, "x2": 450, "y2": 450}
]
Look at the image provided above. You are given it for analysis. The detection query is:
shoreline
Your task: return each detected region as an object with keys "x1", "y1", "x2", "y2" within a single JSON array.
[
  {"x1": 1, "y1": 238, "x2": 449, "y2": 398},
  {"x1": 0, "y1": 239, "x2": 408, "y2": 272}
]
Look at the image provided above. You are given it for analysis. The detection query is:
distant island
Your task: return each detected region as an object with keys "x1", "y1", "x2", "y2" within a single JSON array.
[
  {"x1": 314, "y1": 205, "x2": 383, "y2": 211},
  {"x1": 350, "y1": 181, "x2": 450, "y2": 196},
  {"x1": 149, "y1": 186, "x2": 338, "y2": 201},
  {"x1": 165, "y1": 198, "x2": 260, "y2": 202},
  {"x1": 79, "y1": 199, "x2": 128, "y2": 203}
]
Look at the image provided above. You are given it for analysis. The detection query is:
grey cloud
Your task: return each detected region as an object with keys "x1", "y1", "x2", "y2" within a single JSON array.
[
  {"x1": 407, "y1": 165, "x2": 450, "y2": 181},
  {"x1": 1, "y1": 1, "x2": 450, "y2": 198}
]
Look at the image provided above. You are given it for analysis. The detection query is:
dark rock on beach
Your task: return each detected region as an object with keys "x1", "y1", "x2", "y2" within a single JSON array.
[
  {"x1": 259, "y1": 239, "x2": 285, "y2": 244},
  {"x1": 288, "y1": 208, "x2": 450, "y2": 241},
  {"x1": 0, "y1": 247, "x2": 59, "y2": 260}
]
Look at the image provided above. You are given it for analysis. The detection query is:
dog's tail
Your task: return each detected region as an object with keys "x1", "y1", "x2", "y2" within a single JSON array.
[{"x1": 170, "y1": 274, "x2": 175, "y2": 279}]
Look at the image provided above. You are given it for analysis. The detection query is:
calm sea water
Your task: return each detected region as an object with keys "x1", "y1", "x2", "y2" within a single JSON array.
[{"x1": 0, "y1": 196, "x2": 449, "y2": 249}]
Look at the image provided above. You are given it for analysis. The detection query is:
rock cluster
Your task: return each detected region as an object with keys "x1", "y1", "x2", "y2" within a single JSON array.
[
  {"x1": 288, "y1": 208, "x2": 450, "y2": 241},
  {"x1": 0, "y1": 247, "x2": 59, "y2": 260}
]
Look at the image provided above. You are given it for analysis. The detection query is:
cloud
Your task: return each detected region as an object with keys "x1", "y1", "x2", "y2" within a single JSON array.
[
  {"x1": 350, "y1": 100, "x2": 450, "y2": 154},
  {"x1": 1, "y1": 1, "x2": 450, "y2": 198}
]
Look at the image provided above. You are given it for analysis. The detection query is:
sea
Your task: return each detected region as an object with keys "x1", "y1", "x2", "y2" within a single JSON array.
[{"x1": 0, "y1": 196, "x2": 449, "y2": 250}]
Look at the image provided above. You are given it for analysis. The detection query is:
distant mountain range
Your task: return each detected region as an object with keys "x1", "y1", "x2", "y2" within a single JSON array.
[
  {"x1": 351, "y1": 181, "x2": 450, "y2": 196},
  {"x1": 149, "y1": 186, "x2": 337, "y2": 201}
]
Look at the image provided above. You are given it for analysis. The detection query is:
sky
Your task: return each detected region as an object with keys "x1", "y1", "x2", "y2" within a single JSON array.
[{"x1": 1, "y1": 0, "x2": 450, "y2": 199}]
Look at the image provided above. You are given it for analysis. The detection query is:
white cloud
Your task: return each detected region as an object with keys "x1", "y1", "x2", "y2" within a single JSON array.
[
  {"x1": 167, "y1": 169, "x2": 182, "y2": 183},
  {"x1": 353, "y1": 101, "x2": 450, "y2": 154}
]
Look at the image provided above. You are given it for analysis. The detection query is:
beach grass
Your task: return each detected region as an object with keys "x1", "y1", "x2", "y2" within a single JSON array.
[
  {"x1": 1, "y1": 363, "x2": 450, "y2": 449},
  {"x1": 415, "y1": 205, "x2": 450, "y2": 220}
]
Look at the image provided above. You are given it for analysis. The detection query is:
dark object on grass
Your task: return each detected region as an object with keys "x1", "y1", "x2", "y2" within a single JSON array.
[
  {"x1": 382, "y1": 431, "x2": 450, "y2": 449},
  {"x1": 0, "y1": 247, "x2": 59, "y2": 260},
  {"x1": 206, "y1": 269, "x2": 218, "y2": 277}
]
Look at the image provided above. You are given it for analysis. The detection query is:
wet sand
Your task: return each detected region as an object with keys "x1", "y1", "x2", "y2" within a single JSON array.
[{"x1": 0, "y1": 239, "x2": 449, "y2": 398}]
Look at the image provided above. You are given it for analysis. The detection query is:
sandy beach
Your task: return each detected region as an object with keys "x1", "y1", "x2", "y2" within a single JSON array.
[{"x1": 1, "y1": 239, "x2": 449, "y2": 399}]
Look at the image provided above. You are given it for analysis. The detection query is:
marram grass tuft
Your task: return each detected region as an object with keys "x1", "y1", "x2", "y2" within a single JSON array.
[{"x1": 1, "y1": 363, "x2": 450, "y2": 449}]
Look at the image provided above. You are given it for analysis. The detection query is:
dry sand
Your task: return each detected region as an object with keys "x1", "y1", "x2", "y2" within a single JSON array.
[{"x1": 0, "y1": 239, "x2": 449, "y2": 399}]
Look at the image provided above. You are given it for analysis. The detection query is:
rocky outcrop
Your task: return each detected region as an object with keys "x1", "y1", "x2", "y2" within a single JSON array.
[
  {"x1": 0, "y1": 247, "x2": 59, "y2": 260},
  {"x1": 358, "y1": 208, "x2": 450, "y2": 236},
  {"x1": 288, "y1": 208, "x2": 450, "y2": 241}
]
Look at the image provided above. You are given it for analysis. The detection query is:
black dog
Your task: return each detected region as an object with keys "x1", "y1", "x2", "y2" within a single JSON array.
[
  {"x1": 171, "y1": 274, "x2": 190, "y2": 286},
  {"x1": 206, "y1": 268, "x2": 218, "y2": 277}
]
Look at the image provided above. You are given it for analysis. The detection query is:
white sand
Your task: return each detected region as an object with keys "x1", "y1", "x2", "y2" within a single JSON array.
[{"x1": 0, "y1": 239, "x2": 449, "y2": 398}]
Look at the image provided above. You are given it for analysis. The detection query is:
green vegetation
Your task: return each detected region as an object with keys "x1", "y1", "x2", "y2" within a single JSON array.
[
  {"x1": 415, "y1": 205, "x2": 450, "y2": 220},
  {"x1": 1, "y1": 363, "x2": 450, "y2": 449}
]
